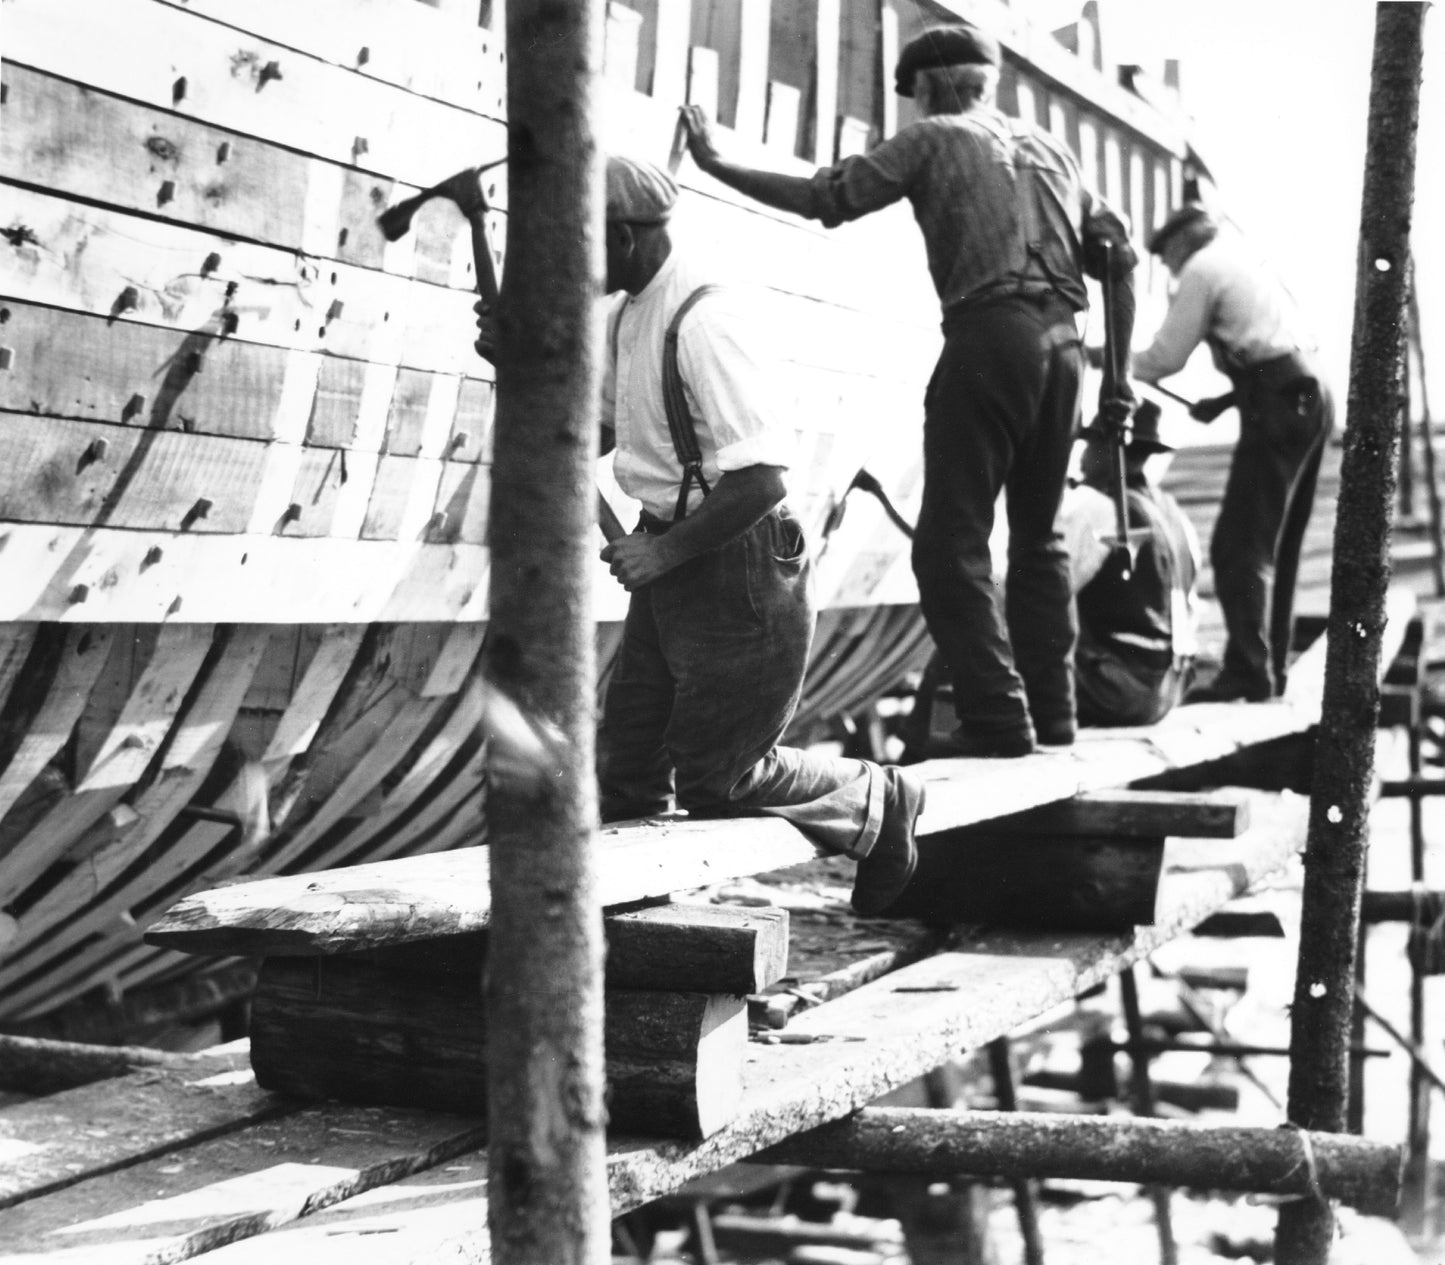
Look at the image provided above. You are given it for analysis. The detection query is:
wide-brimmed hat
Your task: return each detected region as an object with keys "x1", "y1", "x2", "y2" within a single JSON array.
[{"x1": 1083, "y1": 401, "x2": 1174, "y2": 454}]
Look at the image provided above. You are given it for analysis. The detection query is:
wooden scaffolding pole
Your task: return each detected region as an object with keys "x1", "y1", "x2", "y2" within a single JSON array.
[
  {"x1": 486, "y1": 1, "x2": 609, "y2": 1263},
  {"x1": 1277, "y1": 5, "x2": 1426, "y2": 1263}
]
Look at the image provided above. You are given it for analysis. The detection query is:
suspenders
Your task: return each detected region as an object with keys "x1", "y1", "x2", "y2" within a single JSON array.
[{"x1": 662, "y1": 284, "x2": 722, "y2": 522}]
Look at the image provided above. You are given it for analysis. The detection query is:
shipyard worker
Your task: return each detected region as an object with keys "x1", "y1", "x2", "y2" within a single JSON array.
[
  {"x1": 1060, "y1": 402, "x2": 1200, "y2": 726},
  {"x1": 1132, "y1": 204, "x2": 1334, "y2": 702},
  {"x1": 680, "y1": 22, "x2": 1137, "y2": 758},
  {"x1": 477, "y1": 155, "x2": 925, "y2": 916}
]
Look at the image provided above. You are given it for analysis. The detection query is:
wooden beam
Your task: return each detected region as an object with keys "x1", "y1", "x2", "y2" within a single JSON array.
[
  {"x1": 0, "y1": 1033, "x2": 209, "y2": 1095},
  {"x1": 884, "y1": 833, "x2": 1166, "y2": 929},
  {"x1": 986, "y1": 789, "x2": 1252, "y2": 838},
  {"x1": 249, "y1": 955, "x2": 747, "y2": 1140},
  {"x1": 755, "y1": 1107, "x2": 1402, "y2": 1217}
]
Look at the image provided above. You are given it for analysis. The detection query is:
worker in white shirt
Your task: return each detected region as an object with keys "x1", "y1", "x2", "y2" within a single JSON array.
[
  {"x1": 485, "y1": 156, "x2": 925, "y2": 916},
  {"x1": 1131, "y1": 205, "x2": 1333, "y2": 702}
]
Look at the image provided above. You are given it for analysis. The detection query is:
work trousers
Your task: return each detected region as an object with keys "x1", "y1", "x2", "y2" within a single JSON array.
[
  {"x1": 598, "y1": 509, "x2": 884, "y2": 858},
  {"x1": 1213, "y1": 354, "x2": 1334, "y2": 696},
  {"x1": 912, "y1": 293, "x2": 1084, "y2": 743},
  {"x1": 1075, "y1": 635, "x2": 1191, "y2": 728}
]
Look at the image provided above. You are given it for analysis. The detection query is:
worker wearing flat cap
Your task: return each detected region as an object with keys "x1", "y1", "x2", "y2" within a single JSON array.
[
  {"x1": 681, "y1": 23, "x2": 1137, "y2": 758},
  {"x1": 1059, "y1": 402, "x2": 1200, "y2": 725},
  {"x1": 578, "y1": 155, "x2": 924, "y2": 917},
  {"x1": 1132, "y1": 203, "x2": 1334, "y2": 702}
]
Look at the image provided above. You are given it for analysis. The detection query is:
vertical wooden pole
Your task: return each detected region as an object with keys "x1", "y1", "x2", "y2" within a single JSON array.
[
  {"x1": 1276, "y1": 6, "x2": 1426, "y2": 1263},
  {"x1": 486, "y1": 1, "x2": 609, "y2": 1263},
  {"x1": 1119, "y1": 968, "x2": 1177, "y2": 1265}
]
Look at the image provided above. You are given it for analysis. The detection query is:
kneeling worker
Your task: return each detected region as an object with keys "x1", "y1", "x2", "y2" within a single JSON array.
[
  {"x1": 1061, "y1": 402, "x2": 1200, "y2": 726},
  {"x1": 544, "y1": 156, "x2": 924, "y2": 915}
]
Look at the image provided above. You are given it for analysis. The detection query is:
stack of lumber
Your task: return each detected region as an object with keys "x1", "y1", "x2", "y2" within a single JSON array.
[{"x1": 246, "y1": 901, "x2": 789, "y2": 1140}]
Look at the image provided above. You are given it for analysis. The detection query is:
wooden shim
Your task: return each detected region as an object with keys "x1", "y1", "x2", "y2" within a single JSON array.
[
  {"x1": 883, "y1": 833, "x2": 1166, "y2": 930},
  {"x1": 0, "y1": 1046, "x2": 281, "y2": 1211},
  {"x1": 755, "y1": 1107, "x2": 1402, "y2": 1217},
  {"x1": 249, "y1": 955, "x2": 747, "y2": 1139},
  {"x1": 0, "y1": 1095, "x2": 485, "y2": 1262},
  {"x1": 986, "y1": 789, "x2": 1252, "y2": 839},
  {"x1": 145, "y1": 816, "x2": 821, "y2": 956},
  {"x1": 0, "y1": 626, "x2": 114, "y2": 824}
]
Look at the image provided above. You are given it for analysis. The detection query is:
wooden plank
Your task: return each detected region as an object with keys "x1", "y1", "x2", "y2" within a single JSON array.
[
  {"x1": 5, "y1": 627, "x2": 272, "y2": 960},
  {"x1": 0, "y1": 1034, "x2": 231, "y2": 1096},
  {"x1": 0, "y1": 523, "x2": 502, "y2": 624},
  {"x1": 765, "y1": 80, "x2": 802, "y2": 154},
  {"x1": 0, "y1": 186, "x2": 481, "y2": 376},
  {"x1": 0, "y1": 301, "x2": 288, "y2": 443},
  {"x1": 261, "y1": 626, "x2": 370, "y2": 762},
  {"x1": 0, "y1": 1046, "x2": 279, "y2": 1211},
  {"x1": 605, "y1": 902, "x2": 790, "y2": 993},
  {"x1": 0, "y1": 626, "x2": 39, "y2": 722},
  {"x1": 0, "y1": 626, "x2": 114, "y2": 825},
  {"x1": 734, "y1": 0, "x2": 772, "y2": 142},
  {"x1": 5, "y1": 0, "x2": 507, "y2": 192},
  {"x1": 0, "y1": 416, "x2": 267, "y2": 534},
  {"x1": 145, "y1": 817, "x2": 821, "y2": 956},
  {"x1": 151, "y1": 0, "x2": 504, "y2": 116},
  {"x1": 986, "y1": 789, "x2": 1253, "y2": 839},
  {"x1": 813, "y1": 0, "x2": 842, "y2": 164},
  {"x1": 650, "y1": 0, "x2": 691, "y2": 105},
  {"x1": 0, "y1": 1096, "x2": 485, "y2": 1262}
]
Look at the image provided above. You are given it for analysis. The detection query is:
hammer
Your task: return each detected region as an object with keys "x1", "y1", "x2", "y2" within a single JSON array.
[
  {"x1": 377, "y1": 159, "x2": 507, "y2": 304},
  {"x1": 379, "y1": 166, "x2": 629, "y2": 546}
]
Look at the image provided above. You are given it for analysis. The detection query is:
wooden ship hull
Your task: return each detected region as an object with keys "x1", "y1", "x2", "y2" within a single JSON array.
[{"x1": 0, "y1": 0, "x2": 1194, "y2": 1029}]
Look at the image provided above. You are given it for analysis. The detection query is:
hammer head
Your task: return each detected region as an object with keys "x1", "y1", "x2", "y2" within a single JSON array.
[{"x1": 377, "y1": 166, "x2": 489, "y2": 242}]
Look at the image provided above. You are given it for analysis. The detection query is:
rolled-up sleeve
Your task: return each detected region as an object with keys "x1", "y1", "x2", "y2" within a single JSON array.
[
  {"x1": 1132, "y1": 267, "x2": 1213, "y2": 382},
  {"x1": 808, "y1": 129, "x2": 926, "y2": 228},
  {"x1": 677, "y1": 296, "x2": 794, "y2": 472}
]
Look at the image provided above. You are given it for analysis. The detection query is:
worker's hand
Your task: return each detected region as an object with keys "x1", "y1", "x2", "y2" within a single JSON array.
[
  {"x1": 601, "y1": 532, "x2": 675, "y2": 591},
  {"x1": 1189, "y1": 392, "x2": 1235, "y2": 424},
  {"x1": 679, "y1": 105, "x2": 722, "y2": 173},
  {"x1": 473, "y1": 299, "x2": 498, "y2": 363}
]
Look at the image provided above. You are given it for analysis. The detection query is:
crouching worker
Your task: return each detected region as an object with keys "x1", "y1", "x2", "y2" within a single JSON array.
[
  {"x1": 585, "y1": 156, "x2": 924, "y2": 915},
  {"x1": 1061, "y1": 402, "x2": 1200, "y2": 726}
]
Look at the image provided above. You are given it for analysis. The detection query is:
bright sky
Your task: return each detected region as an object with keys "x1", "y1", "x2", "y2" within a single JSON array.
[{"x1": 1036, "y1": 0, "x2": 1445, "y2": 403}]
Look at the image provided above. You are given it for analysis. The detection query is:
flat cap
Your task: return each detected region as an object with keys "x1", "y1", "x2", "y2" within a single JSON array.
[
  {"x1": 1146, "y1": 203, "x2": 1217, "y2": 255},
  {"x1": 606, "y1": 155, "x2": 677, "y2": 224},
  {"x1": 894, "y1": 24, "x2": 1001, "y2": 97}
]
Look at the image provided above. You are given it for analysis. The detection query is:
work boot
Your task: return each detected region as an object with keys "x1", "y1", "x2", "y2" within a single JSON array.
[
  {"x1": 933, "y1": 726, "x2": 1036, "y2": 759},
  {"x1": 851, "y1": 767, "x2": 925, "y2": 917},
  {"x1": 1183, "y1": 671, "x2": 1272, "y2": 704}
]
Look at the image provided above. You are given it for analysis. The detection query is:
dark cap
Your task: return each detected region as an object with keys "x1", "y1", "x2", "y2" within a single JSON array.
[
  {"x1": 1146, "y1": 203, "x2": 1217, "y2": 255},
  {"x1": 605, "y1": 155, "x2": 677, "y2": 224},
  {"x1": 894, "y1": 24, "x2": 1001, "y2": 97}
]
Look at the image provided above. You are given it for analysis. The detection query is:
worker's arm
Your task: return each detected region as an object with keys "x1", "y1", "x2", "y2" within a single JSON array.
[
  {"x1": 681, "y1": 106, "x2": 814, "y2": 218},
  {"x1": 1131, "y1": 266, "x2": 1213, "y2": 384},
  {"x1": 601, "y1": 464, "x2": 785, "y2": 591}
]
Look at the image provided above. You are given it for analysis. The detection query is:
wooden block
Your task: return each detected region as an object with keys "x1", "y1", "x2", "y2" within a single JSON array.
[
  {"x1": 347, "y1": 900, "x2": 789, "y2": 994},
  {"x1": 882, "y1": 832, "x2": 1166, "y2": 930},
  {"x1": 605, "y1": 902, "x2": 789, "y2": 993},
  {"x1": 988, "y1": 789, "x2": 1252, "y2": 839},
  {"x1": 249, "y1": 954, "x2": 746, "y2": 1139}
]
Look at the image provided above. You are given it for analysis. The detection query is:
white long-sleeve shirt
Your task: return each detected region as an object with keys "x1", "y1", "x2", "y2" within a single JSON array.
[
  {"x1": 601, "y1": 252, "x2": 793, "y2": 520},
  {"x1": 1132, "y1": 232, "x2": 1315, "y2": 384}
]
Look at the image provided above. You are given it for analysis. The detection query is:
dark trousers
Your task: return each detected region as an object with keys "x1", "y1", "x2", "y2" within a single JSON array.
[
  {"x1": 1075, "y1": 634, "x2": 1191, "y2": 727},
  {"x1": 911, "y1": 293, "x2": 1084, "y2": 742},
  {"x1": 1213, "y1": 355, "x2": 1334, "y2": 696},
  {"x1": 598, "y1": 509, "x2": 884, "y2": 858}
]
